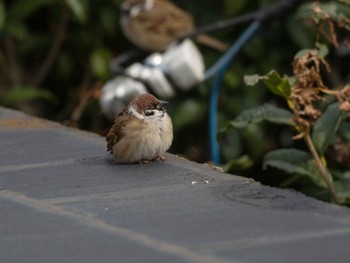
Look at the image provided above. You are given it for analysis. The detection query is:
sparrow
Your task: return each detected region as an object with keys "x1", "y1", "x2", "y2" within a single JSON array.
[
  {"x1": 106, "y1": 93, "x2": 173, "y2": 163},
  {"x1": 120, "y1": 0, "x2": 228, "y2": 52}
]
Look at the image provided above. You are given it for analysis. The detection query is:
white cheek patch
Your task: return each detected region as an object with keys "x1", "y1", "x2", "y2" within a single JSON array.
[{"x1": 129, "y1": 106, "x2": 145, "y2": 119}]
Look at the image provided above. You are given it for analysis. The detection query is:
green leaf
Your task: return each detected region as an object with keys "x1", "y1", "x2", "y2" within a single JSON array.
[
  {"x1": 312, "y1": 102, "x2": 347, "y2": 154},
  {"x1": 244, "y1": 74, "x2": 262, "y2": 86},
  {"x1": 264, "y1": 159, "x2": 311, "y2": 177},
  {"x1": 295, "y1": 43, "x2": 329, "y2": 60},
  {"x1": 244, "y1": 70, "x2": 291, "y2": 98},
  {"x1": 229, "y1": 104, "x2": 293, "y2": 129},
  {"x1": 263, "y1": 149, "x2": 330, "y2": 188},
  {"x1": 65, "y1": 0, "x2": 87, "y2": 23},
  {"x1": 264, "y1": 149, "x2": 312, "y2": 169},
  {"x1": 339, "y1": 122, "x2": 350, "y2": 141},
  {"x1": 0, "y1": 1, "x2": 5, "y2": 31},
  {"x1": 90, "y1": 48, "x2": 111, "y2": 80},
  {"x1": 332, "y1": 170, "x2": 350, "y2": 180},
  {"x1": 316, "y1": 43, "x2": 329, "y2": 58},
  {"x1": 302, "y1": 160, "x2": 333, "y2": 188},
  {"x1": 1, "y1": 86, "x2": 58, "y2": 106}
]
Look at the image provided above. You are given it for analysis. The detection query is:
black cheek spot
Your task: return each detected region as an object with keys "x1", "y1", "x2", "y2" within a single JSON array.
[{"x1": 145, "y1": 111, "x2": 154, "y2": 116}]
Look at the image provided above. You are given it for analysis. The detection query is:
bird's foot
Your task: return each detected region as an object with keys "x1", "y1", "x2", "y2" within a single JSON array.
[
  {"x1": 139, "y1": 159, "x2": 150, "y2": 164},
  {"x1": 156, "y1": 155, "x2": 166, "y2": 161}
]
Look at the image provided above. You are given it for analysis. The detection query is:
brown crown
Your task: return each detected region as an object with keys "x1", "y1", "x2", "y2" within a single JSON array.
[{"x1": 129, "y1": 94, "x2": 160, "y2": 113}]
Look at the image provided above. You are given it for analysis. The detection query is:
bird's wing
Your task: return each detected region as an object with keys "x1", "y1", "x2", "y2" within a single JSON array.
[{"x1": 106, "y1": 108, "x2": 133, "y2": 153}]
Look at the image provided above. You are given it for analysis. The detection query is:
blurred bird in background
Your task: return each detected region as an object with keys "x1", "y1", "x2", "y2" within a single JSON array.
[{"x1": 120, "y1": 0, "x2": 228, "y2": 52}]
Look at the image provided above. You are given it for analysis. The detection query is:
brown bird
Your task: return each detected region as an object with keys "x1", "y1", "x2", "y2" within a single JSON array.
[
  {"x1": 106, "y1": 93, "x2": 173, "y2": 163},
  {"x1": 120, "y1": 0, "x2": 228, "y2": 52}
]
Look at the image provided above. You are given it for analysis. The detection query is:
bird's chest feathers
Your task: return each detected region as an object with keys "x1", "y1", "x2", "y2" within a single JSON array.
[{"x1": 142, "y1": 116, "x2": 168, "y2": 136}]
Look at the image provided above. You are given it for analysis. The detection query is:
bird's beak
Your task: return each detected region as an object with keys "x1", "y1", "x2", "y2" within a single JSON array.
[{"x1": 159, "y1": 100, "x2": 169, "y2": 108}]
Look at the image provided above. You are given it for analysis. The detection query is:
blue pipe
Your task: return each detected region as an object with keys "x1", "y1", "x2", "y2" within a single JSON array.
[{"x1": 207, "y1": 20, "x2": 262, "y2": 164}]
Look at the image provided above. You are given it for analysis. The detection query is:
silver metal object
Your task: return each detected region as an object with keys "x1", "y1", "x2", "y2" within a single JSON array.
[
  {"x1": 99, "y1": 76, "x2": 147, "y2": 120},
  {"x1": 100, "y1": 39, "x2": 204, "y2": 120}
]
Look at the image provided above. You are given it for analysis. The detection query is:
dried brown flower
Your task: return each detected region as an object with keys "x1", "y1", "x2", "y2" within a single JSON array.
[
  {"x1": 311, "y1": 2, "x2": 350, "y2": 48},
  {"x1": 290, "y1": 50, "x2": 329, "y2": 139},
  {"x1": 337, "y1": 84, "x2": 350, "y2": 112}
]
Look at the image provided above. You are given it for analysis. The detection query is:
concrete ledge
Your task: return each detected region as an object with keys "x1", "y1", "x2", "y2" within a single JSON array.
[{"x1": 1, "y1": 106, "x2": 350, "y2": 263}]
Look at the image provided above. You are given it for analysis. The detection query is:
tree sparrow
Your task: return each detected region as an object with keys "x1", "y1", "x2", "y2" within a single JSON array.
[
  {"x1": 106, "y1": 93, "x2": 173, "y2": 163},
  {"x1": 120, "y1": 0, "x2": 228, "y2": 52}
]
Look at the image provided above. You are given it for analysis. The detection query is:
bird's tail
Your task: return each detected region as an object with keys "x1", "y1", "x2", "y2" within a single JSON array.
[{"x1": 195, "y1": 34, "x2": 229, "y2": 52}]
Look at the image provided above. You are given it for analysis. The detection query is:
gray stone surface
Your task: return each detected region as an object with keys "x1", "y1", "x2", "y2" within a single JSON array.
[{"x1": 1, "y1": 106, "x2": 350, "y2": 263}]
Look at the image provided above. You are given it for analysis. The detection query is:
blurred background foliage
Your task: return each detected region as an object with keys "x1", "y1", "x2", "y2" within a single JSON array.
[{"x1": 0, "y1": 0, "x2": 349, "y2": 201}]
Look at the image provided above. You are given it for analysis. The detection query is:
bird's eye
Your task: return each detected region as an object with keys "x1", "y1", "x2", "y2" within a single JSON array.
[{"x1": 145, "y1": 110, "x2": 154, "y2": 116}]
